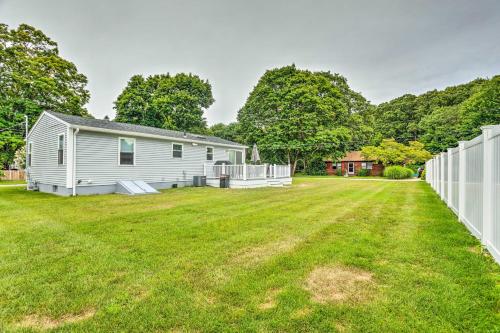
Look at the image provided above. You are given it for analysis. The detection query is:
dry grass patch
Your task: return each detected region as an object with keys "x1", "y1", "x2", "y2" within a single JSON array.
[
  {"x1": 304, "y1": 266, "x2": 374, "y2": 304},
  {"x1": 233, "y1": 237, "x2": 302, "y2": 267},
  {"x1": 258, "y1": 288, "x2": 283, "y2": 310},
  {"x1": 291, "y1": 307, "x2": 312, "y2": 319},
  {"x1": 16, "y1": 308, "x2": 96, "y2": 330}
]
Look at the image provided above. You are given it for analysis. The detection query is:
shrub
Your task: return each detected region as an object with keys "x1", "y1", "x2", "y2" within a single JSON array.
[
  {"x1": 335, "y1": 169, "x2": 342, "y2": 176},
  {"x1": 305, "y1": 158, "x2": 327, "y2": 176},
  {"x1": 357, "y1": 169, "x2": 371, "y2": 177},
  {"x1": 421, "y1": 169, "x2": 426, "y2": 180},
  {"x1": 383, "y1": 166, "x2": 414, "y2": 179}
]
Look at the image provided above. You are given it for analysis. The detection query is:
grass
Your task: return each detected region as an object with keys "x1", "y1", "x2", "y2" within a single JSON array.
[
  {"x1": 0, "y1": 177, "x2": 498, "y2": 332},
  {"x1": 0, "y1": 180, "x2": 26, "y2": 185}
]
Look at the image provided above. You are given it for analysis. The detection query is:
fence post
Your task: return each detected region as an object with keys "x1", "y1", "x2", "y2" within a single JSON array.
[
  {"x1": 482, "y1": 126, "x2": 494, "y2": 245},
  {"x1": 273, "y1": 164, "x2": 276, "y2": 179},
  {"x1": 439, "y1": 153, "x2": 446, "y2": 201},
  {"x1": 447, "y1": 148, "x2": 453, "y2": 208},
  {"x1": 458, "y1": 141, "x2": 466, "y2": 223},
  {"x1": 243, "y1": 163, "x2": 247, "y2": 181}
]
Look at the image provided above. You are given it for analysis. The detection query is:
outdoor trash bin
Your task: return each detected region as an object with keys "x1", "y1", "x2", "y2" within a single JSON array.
[{"x1": 220, "y1": 175, "x2": 230, "y2": 188}]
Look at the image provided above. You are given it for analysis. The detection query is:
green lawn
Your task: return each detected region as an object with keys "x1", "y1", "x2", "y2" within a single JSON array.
[
  {"x1": 0, "y1": 178, "x2": 498, "y2": 332},
  {"x1": 0, "y1": 180, "x2": 26, "y2": 185}
]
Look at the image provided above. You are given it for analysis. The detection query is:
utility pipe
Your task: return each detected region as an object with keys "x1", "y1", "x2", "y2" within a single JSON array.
[{"x1": 72, "y1": 128, "x2": 79, "y2": 196}]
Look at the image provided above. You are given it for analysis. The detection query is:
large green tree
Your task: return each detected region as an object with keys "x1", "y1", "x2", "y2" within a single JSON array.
[
  {"x1": 114, "y1": 73, "x2": 214, "y2": 133},
  {"x1": 0, "y1": 23, "x2": 90, "y2": 168},
  {"x1": 417, "y1": 76, "x2": 500, "y2": 152},
  {"x1": 361, "y1": 139, "x2": 432, "y2": 166},
  {"x1": 373, "y1": 76, "x2": 498, "y2": 153},
  {"x1": 208, "y1": 122, "x2": 243, "y2": 143},
  {"x1": 237, "y1": 65, "x2": 352, "y2": 174}
]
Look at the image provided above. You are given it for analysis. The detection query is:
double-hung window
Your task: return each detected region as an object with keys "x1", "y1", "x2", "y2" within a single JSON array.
[
  {"x1": 58, "y1": 134, "x2": 64, "y2": 165},
  {"x1": 361, "y1": 162, "x2": 373, "y2": 170},
  {"x1": 119, "y1": 138, "x2": 135, "y2": 165},
  {"x1": 206, "y1": 147, "x2": 213, "y2": 161},
  {"x1": 172, "y1": 143, "x2": 183, "y2": 158}
]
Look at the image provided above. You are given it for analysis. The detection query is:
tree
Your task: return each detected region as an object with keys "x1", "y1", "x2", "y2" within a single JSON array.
[
  {"x1": 416, "y1": 76, "x2": 500, "y2": 153},
  {"x1": 373, "y1": 77, "x2": 491, "y2": 152},
  {"x1": 0, "y1": 23, "x2": 90, "y2": 168},
  {"x1": 237, "y1": 65, "x2": 351, "y2": 174},
  {"x1": 418, "y1": 105, "x2": 462, "y2": 153},
  {"x1": 459, "y1": 75, "x2": 500, "y2": 139},
  {"x1": 114, "y1": 73, "x2": 214, "y2": 133},
  {"x1": 361, "y1": 139, "x2": 431, "y2": 166},
  {"x1": 208, "y1": 122, "x2": 243, "y2": 143}
]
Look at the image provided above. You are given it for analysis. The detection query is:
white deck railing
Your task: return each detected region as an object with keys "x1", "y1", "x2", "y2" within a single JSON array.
[
  {"x1": 204, "y1": 163, "x2": 290, "y2": 180},
  {"x1": 266, "y1": 164, "x2": 291, "y2": 178},
  {"x1": 425, "y1": 124, "x2": 500, "y2": 265}
]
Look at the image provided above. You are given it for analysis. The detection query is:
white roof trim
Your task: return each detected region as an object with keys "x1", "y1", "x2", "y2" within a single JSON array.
[
  {"x1": 27, "y1": 111, "x2": 70, "y2": 139},
  {"x1": 70, "y1": 124, "x2": 247, "y2": 149}
]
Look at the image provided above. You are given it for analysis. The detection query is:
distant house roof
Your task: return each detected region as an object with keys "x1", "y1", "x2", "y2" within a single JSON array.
[
  {"x1": 44, "y1": 111, "x2": 246, "y2": 148},
  {"x1": 341, "y1": 151, "x2": 372, "y2": 162}
]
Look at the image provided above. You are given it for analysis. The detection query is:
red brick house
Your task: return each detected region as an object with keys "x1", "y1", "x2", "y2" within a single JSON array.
[{"x1": 325, "y1": 151, "x2": 384, "y2": 176}]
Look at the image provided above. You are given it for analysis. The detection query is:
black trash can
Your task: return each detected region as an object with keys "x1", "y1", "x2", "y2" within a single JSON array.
[
  {"x1": 193, "y1": 175, "x2": 207, "y2": 187},
  {"x1": 220, "y1": 174, "x2": 230, "y2": 188}
]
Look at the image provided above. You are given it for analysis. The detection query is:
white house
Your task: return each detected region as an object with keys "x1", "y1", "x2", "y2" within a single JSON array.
[{"x1": 26, "y1": 111, "x2": 291, "y2": 195}]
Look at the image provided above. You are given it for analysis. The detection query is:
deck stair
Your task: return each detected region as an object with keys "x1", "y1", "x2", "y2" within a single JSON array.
[
  {"x1": 267, "y1": 179, "x2": 284, "y2": 187},
  {"x1": 116, "y1": 180, "x2": 159, "y2": 195}
]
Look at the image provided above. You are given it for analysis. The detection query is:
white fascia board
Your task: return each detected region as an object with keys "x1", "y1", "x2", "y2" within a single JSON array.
[
  {"x1": 70, "y1": 124, "x2": 247, "y2": 149},
  {"x1": 27, "y1": 111, "x2": 71, "y2": 139}
]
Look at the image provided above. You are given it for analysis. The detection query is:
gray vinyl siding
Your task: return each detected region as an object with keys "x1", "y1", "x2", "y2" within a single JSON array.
[
  {"x1": 75, "y1": 131, "x2": 242, "y2": 186},
  {"x1": 27, "y1": 114, "x2": 68, "y2": 187}
]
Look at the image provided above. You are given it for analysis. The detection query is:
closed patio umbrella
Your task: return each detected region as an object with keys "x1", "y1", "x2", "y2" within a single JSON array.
[{"x1": 251, "y1": 143, "x2": 261, "y2": 164}]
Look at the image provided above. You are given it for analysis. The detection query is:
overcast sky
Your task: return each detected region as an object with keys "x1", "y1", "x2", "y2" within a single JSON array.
[{"x1": 1, "y1": 0, "x2": 499, "y2": 124}]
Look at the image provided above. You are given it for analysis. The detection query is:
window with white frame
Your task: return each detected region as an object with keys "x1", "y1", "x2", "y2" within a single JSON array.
[
  {"x1": 58, "y1": 134, "x2": 64, "y2": 165},
  {"x1": 172, "y1": 143, "x2": 183, "y2": 158},
  {"x1": 27, "y1": 142, "x2": 32, "y2": 167},
  {"x1": 119, "y1": 138, "x2": 135, "y2": 165},
  {"x1": 206, "y1": 147, "x2": 213, "y2": 161},
  {"x1": 361, "y1": 162, "x2": 373, "y2": 170}
]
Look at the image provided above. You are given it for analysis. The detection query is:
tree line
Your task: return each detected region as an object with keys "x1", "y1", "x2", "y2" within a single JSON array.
[{"x1": 1, "y1": 23, "x2": 498, "y2": 172}]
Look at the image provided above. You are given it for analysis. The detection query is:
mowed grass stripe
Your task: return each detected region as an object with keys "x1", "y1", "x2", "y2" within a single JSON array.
[{"x1": 0, "y1": 178, "x2": 498, "y2": 332}]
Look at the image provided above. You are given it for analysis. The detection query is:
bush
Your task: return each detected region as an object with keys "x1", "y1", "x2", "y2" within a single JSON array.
[
  {"x1": 357, "y1": 169, "x2": 371, "y2": 177},
  {"x1": 305, "y1": 158, "x2": 327, "y2": 176},
  {"x1": 336, "y1": 169, "x2": 342, "y2": 176},
  {"x1": 383, "y1": 166, "x2": 414, "y2": 179},
  {"x1": 421, "y1": 169, "x2": 426, "y2": 180}
]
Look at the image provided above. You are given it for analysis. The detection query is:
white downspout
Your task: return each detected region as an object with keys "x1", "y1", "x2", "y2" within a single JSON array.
[{"x1": 72, "y1": 128, "x2": 79, "y2": 196}]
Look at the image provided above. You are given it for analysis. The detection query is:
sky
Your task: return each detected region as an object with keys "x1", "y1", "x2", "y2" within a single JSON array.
[{"x1": 1, "y1": 0, "x2": 499, "y2": 124}]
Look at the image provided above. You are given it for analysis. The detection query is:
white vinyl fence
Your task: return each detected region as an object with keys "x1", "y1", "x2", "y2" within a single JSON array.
[{"x1": 426, "y1": 125, "x2": 500, "y2": 264}]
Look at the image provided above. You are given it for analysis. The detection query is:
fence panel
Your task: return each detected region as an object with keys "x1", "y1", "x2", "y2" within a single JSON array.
[
  {"x1": 443, "y1": 153, "x2": 448, "y2": 202},
  {"x1": 1, "y1": 170, "x2": 25, "y2": 180},
  {"x1": 490, "y1": 130, "x2": 500, "y2": 260},
  {"x1": 451, "y1": 148, "x2": 460, "y2": 213},
  {"x1": 463, "y1": 136, "x2": 484, "y2": 237},
  {"x1": 425, "y1": 125, "x2": 500, "y2": 265}
]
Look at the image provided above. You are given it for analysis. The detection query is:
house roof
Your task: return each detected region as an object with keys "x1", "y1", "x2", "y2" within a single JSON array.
[
  {"x1": 324, "y1": 151, "x2": 374, "y2": 162},
  {"x1": 341, "y1": 151, "x2": 371, "y2": 162},
  {"x1": 45, "y1": 111, "x2": 246, "y2": 148}
]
